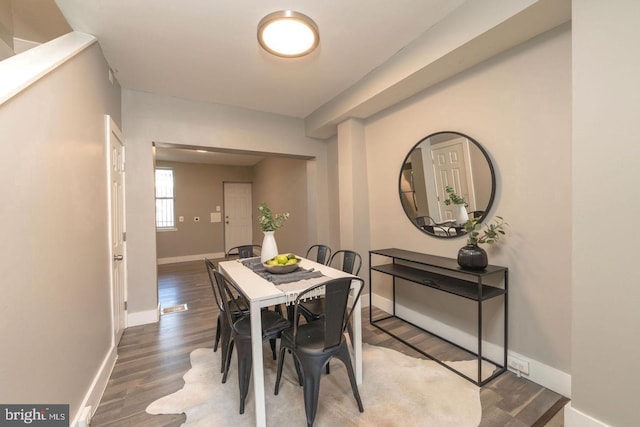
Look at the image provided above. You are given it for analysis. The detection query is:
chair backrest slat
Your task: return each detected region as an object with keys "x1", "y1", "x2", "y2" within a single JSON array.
[
  {"x1": 305, "y1": 244, "x2": 332, "y2": 265},
  {"x1": 213, "y1": 269, "x2": 249, "y2": 326},
  {"x1": 293, "y1": 277, "x2": 364, "y2": 351},
  {"x1": 226, "y1": 244, "x2": 261, "y2": 259},
  {"x1": 323, "y1": 280, "x2": 351, "y2": 348},
  {"x1": 329, "y1": 250, "x2": 362, "y2": 275},
  {"x1": 204, "y1": 258, "x2": 223, "y2": 311}
]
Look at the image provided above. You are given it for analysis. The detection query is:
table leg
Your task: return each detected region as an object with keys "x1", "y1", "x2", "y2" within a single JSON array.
[{"x1": 250, "y1": 300, "x2": 266, "y2": 427}]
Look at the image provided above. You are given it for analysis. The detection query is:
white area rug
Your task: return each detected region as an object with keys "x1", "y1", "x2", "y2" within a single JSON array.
[{"x1": 146, "y1": 344, "x2": 484, "y2": 426}]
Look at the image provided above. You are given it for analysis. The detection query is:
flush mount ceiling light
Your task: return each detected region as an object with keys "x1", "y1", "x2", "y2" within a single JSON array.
[{"x1": 257, "y1": 10, "x2": 319, "y2": 58}]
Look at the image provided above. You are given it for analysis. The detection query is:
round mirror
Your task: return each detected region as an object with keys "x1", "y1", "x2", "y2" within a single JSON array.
[{"x1": 399, "y1": 131, "x2": 496, "y2": 238}]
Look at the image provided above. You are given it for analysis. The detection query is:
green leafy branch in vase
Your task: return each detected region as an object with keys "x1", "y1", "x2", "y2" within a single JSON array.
[
  {"x1": 463, "y1": 216, "x2": 507, "y2": 246},
  {"x1": 257, "y1": 202, "x2": 290, "y2": 232},
  {"x1": 443, "y1": 186, "x2": 468, "y2": 207}
]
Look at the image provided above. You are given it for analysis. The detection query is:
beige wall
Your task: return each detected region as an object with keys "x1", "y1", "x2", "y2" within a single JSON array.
[
  {"x1": 12, "y1": 0, "x2": 71, "y2": 43},
  {"x1": 570, "y1": 1, "x2": 640, "y2": 426},
  {"x1": 336, "y1": 119, "x2": 371, "y2": 286},
  {"x1": 326, "y1": 135, "x2": 341, "y2": 252},
  {"x1": 365, "y1": 24, "x2": 572, "y2": 379},
  {"x1": 252, "y1": 157, "x2": 310, "y2": 257},
  {"x1": 0, "y1": 0, "x2": 13, "y2": 50},
  {"x1": 0, "y1": 42, "x2": 121, "y2": 417},
  {"x1": 155, "y1": 161, "x2": 252, "y2": 259},
  {"x1": 122, "y1": 89, "x2": 331, "y2": 318}
]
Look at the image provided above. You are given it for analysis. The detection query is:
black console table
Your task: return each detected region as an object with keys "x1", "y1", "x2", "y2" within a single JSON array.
[{"x1": 369, "y1": 248, "x2": 508, "y2": 386}]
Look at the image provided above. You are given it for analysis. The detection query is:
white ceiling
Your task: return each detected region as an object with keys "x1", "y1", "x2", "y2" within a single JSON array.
[
  {"x1": 52, "y1": 0, "x2": 570, "y2": 164},
  {"x1": 54, "y1": 0, "x2": 465, "y2": 118}
]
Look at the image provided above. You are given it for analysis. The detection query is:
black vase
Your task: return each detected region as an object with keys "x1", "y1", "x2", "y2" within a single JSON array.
[{"x1": 457, "y1": 244, "x2": 488, "y2": 270}]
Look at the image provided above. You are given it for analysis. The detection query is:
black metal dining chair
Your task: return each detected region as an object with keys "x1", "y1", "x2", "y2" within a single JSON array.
[
  {"x1": 296, "y1": 249, "x2": 362, "y2": 374},
  {"x1": 305, "y1": 244, "x2": 332, "y2": 265},
  {"x1": 274, "y1": 277, "x2": 365, "y2": 427},
  {"x1": 298, "y1": 249, "x2": 362, "y2": 324},
  {"x1": 204, "y1": 258, "x2": 249, "y2": 376},
  {"x1": 415, "y1": 215, "x2": 456, "y2": 235},
  {"x1": 213, "y1": 269, "x2": 291, "y2": 414},
  {"x1": 225, "y1": 244, "x2": 261, "y2": 259}
]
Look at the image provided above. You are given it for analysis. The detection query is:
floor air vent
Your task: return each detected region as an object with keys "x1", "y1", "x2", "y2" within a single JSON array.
[{"x1": 161, "y1": 304, "x2": 188, "y2": 315}]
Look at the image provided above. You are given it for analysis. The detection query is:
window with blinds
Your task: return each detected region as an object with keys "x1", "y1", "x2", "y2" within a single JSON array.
[{"x1": 155, "y1": 168, "x2": 175, "y2": 228}]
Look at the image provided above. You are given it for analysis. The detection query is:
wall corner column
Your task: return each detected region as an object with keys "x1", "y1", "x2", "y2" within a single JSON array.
[{"x1": 336, "y1": 118, "x2": 370, "y2": 286}]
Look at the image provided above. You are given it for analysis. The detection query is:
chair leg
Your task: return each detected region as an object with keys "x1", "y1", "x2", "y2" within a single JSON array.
[
  {"x1": 235, "y1": 338, "x2": 253, "y2": 415},
  {"x1": 299, "y1": 356, "x2": 327, "y2": 427},
  {"x1": 214, "y1": 315, "x2": 221, "y2": 352},
  {"x1": 269, "y1": 338, "x2": 277, "y2": 360},
  {"x1": 220, "y1": 323, "x2": 232, "y2": 375},
  {"x1": 274, "y1": 346, "x2": 287, "y2": 395},
  {"x1": 222, "y1": 340, "x2": 234, "y2": 384},
  {"x1": 293, "y1": 356, "x2": 304, "y2": 386},
  {"x1": 335, "y1": 345, "x2": 364, "y2": 413}
]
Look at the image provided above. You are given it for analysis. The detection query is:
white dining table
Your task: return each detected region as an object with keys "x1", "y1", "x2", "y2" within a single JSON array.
[{"x1": 218, "y1": 257, "x2": 363, "y2": 427}]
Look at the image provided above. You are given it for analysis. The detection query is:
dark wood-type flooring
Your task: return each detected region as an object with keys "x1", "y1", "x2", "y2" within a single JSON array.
[{"x1": 91, "y1": 260, "x2": 568, "y2": 426}]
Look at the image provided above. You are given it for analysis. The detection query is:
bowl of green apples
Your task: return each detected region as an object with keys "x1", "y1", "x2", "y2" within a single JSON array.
[{"x1": 263, "y1": 253, "x2": 301, "y2": 274}]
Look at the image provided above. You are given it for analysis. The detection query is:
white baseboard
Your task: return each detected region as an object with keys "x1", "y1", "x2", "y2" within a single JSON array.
[
  {"x1": 157, "y1": 252, "x2": 225, "y2": 265},
  {"x1": 360, "y1": 292, "x2": 370, "y2": 308},
  {"x1": 370, "y1": 293, "x2": 571, "y2": 397},
  {"x1": 127, "y1": 305, "x2": 160, "y2": 327},
  {"x1": 564, "y1": 403, "x2": 610, "y2": 427},
  {"x1": 507, "y1": 348, "x2": 571, "y2": 397},
  {"x1": 69, "y1": 343, "x2": 118, "y2": 427}
]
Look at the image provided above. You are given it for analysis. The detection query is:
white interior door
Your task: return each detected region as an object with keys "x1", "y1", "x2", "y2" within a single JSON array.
[
  {"x1": 432, "y1": 137, "x2": 475, "y2": 221},
  {"x1": 107, "y1": 116, "x2": 126, "y2": 345},
  {"x1": 223, "y1": 182, "x2": 253, "y2": 252}
]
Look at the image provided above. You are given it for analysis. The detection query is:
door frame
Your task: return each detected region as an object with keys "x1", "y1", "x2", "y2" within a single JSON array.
[{"x1": 106, "y1": 115, "x2": 127, "y2": 346}]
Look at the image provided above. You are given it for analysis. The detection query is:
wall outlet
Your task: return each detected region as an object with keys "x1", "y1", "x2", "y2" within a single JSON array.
[{"x1": 508, "y1": 356, "x2": 530, "y2": 375}]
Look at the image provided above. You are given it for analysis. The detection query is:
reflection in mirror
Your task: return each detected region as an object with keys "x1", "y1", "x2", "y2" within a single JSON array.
[{"x1": 399, "y1": 131, "x2": 495, "y2": 238}]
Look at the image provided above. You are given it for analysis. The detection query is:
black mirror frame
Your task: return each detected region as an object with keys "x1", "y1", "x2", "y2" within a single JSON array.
[{"x1": 398, "y1": 131, "x2": 496, "y2": 239}]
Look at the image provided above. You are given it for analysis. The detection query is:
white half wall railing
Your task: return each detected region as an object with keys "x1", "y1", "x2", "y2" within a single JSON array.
[{"x1": 0, "y1": 31, "x2": 96, "y2": 106}]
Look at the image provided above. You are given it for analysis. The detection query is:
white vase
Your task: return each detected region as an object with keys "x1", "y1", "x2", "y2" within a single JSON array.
[
  {"x1": 456, "y1": 204, "x2": 469, "y2": 225},
  {"x1": 260, "y1": 231, "x2": 278, "y2": 263}
]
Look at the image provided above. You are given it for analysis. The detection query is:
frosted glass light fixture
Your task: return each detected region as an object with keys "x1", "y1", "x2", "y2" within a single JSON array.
[{"x1": 257, "y1": 11, "x2": 319, "y2": 58}]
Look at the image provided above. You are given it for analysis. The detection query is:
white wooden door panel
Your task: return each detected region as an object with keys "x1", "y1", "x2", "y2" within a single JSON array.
[
  {"x1": 432, "y1": 137, "x2": 474, "y2": 221},
  {"x1": 223, "y1": 182, "x2": 253, "y2": 252}
]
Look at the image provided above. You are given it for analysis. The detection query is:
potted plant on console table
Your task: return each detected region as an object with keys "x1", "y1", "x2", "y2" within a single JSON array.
[{"x1": 457, "y1": 216, "x2": 507, "y2": 270}]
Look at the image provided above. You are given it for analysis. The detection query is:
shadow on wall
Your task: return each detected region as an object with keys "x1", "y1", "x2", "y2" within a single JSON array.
[{"x1": 0, "y1": 0, "x2": 72, "y2": 61}]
